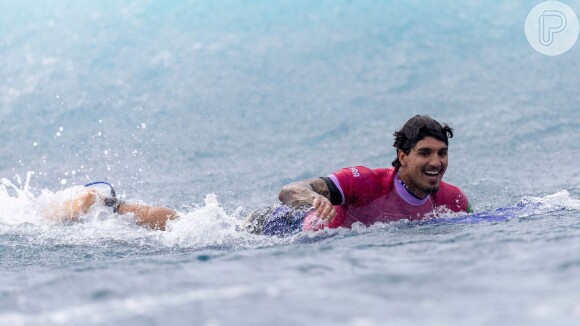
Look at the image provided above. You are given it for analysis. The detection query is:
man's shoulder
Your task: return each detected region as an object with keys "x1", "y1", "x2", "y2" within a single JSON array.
[
  {"x1": 333, "y1": 166, "x2": 395, "y2": 186},
  {"x1": 439, "y1": 180, "x2": 463, "y2": 193},
  {"x1": 331, "y1": 166, "x2": 394, "y2": 202},
  {"x1": 435, "y1": 181, "x2": 470, "y2": 212}
]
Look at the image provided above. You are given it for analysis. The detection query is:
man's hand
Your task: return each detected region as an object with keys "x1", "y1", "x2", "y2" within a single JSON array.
[
  {"x1": 279, "y1": 177, "x2": 338, "y2": 224},
  {"x1": 312, "y1": 195, "x2": 337, "y2": 222}
]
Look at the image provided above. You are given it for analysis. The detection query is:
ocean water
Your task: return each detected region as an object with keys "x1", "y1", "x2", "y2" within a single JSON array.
[{"x1": 1, "y1": 1, "x2": 580, "y2": 325}]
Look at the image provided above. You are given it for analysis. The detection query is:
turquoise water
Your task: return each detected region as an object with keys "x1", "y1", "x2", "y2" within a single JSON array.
[{"x1": 1, "y1": 1, "x2": 580, "y2": 325}]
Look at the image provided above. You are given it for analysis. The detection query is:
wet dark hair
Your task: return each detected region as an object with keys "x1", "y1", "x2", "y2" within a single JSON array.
[{"x1": 391, "y1": 115, "x2": 454, "y2": 168}]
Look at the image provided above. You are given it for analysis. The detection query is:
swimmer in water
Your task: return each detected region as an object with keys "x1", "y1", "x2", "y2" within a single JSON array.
[{"x1": 48, "y1": 181, "x2": 178, "y2": 231}]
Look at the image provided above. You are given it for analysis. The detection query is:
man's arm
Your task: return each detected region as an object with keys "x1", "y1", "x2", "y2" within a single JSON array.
[
  {"x1": 117, "y1": 202, "x2": 178, "y2": 231},
  {"x1": 55, "y1": 189, "x2": 178, "y2": 230},
  {"x1": 278, "y1": 178, "x2": 337, "y2": 221}
]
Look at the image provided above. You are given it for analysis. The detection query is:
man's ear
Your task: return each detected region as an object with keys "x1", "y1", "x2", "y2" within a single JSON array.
[{"x1": 398, "y1": 149, "x2": 408, "y2": 167}]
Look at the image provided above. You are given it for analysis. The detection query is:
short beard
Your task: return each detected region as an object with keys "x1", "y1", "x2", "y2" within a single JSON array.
[{"x1": 423, "y1": 185, "x2": 440, "y2": 194}]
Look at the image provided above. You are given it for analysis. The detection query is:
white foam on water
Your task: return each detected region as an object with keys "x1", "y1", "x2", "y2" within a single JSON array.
[
  {"x1": 0, "y1": 176, "x2": 287, "y2": 249},
  {"x1": 519, "y1": 190, "x2": 580, "y2": 211},
  {"x1": 0, "y1": 176, "x2": 39, "y2": 225},
  {"x1": 2, "y1": 174, "x2": 578, "y2": 250},
  {"x1": 160, "y1": 193, "x2": 284, "y2": 249}
]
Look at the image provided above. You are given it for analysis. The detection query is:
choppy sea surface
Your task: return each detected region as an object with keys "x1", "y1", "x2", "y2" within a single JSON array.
[{"x1": 1, "y1": 1, "x2": 580, "y2": 325}]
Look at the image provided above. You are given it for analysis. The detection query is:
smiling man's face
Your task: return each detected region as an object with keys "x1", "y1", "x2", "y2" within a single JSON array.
[{"x1": 397, "y1": 136, "x2": 448, "y2": 198}]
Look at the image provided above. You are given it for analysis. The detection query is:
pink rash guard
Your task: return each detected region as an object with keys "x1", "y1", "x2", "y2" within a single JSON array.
[{"x1": 302, "y1": 166, "x2": 470, "y2": 231}]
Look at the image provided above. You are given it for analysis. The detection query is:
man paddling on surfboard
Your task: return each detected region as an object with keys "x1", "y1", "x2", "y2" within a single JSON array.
[{"x1": 242, "y1": 115, "x2": 473, "y2": 235}]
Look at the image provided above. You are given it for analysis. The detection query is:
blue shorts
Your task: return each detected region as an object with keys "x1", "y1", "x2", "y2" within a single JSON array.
[{"x1": 241, "y1": 205, "x2": 313, "y2": 237}]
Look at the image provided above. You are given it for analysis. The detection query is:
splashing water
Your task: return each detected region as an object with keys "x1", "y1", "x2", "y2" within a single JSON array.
[
  {"x1": 2, "y1": 172, "x2": 578, "y2": 249},
  {"x1": 2, "y1": 1, "x2": 580, "y2": 325}
]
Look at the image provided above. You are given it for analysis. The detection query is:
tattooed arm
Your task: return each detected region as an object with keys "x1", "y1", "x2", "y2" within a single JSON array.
[{"x1": 278, "y1": 178, "x2": 337, "y2": 222}]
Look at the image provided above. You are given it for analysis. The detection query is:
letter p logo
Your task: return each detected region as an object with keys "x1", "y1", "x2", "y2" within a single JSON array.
[
  {"x1": 525, "y1": 1, "x2": 579, "y2": 56},
  {"x1": 539, "y1": 10, "x2": 567, "y2": 46}
]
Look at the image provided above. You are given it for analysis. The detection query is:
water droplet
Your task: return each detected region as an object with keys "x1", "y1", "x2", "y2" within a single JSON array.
[{"x1": 60, "y1": 179, "x2": 67, "y2": 185}]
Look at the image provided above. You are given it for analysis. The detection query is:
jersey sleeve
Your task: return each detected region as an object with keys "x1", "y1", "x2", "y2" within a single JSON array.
[{"x1": 327, "y1": 166, "x2": 382, "y2": 206}]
